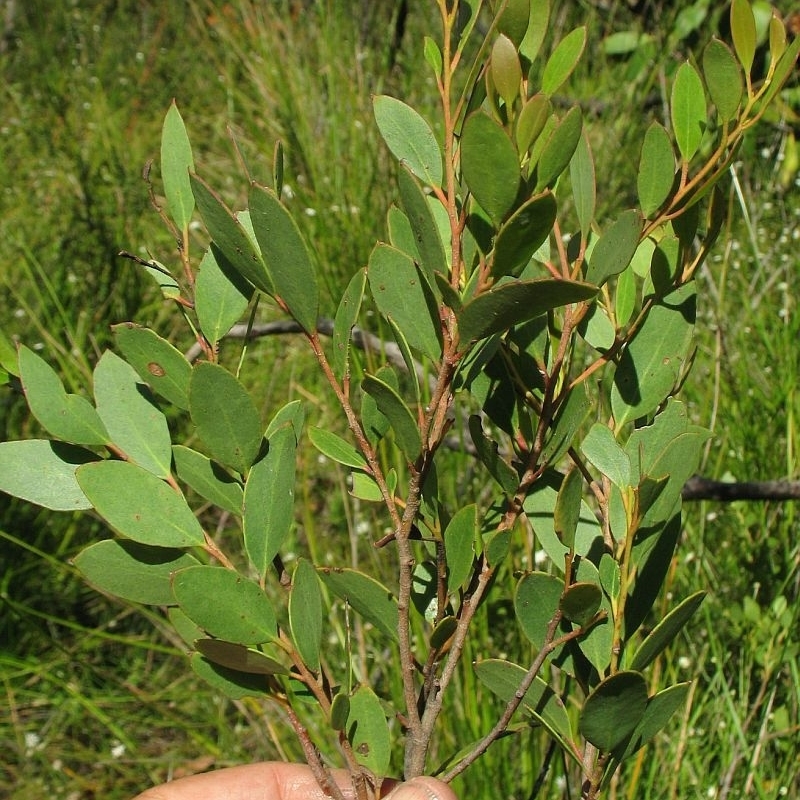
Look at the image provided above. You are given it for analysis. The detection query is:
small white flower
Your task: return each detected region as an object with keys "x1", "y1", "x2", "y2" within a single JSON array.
[
  {"x1": 110, "y1": 742, "x2": 126, "y2": 759},
  {"x1": 678, "y1": 655, "x2": 691, "y2": 669},
  {"x1": 533, "y1": 549, "x2": 548, "y2": 567},
  {"x1": 24, "y1": 732, "x2": 41, "y2": 753},
  {"x1": 304, "y1": 207, "x2": 317, "y2": 217}
]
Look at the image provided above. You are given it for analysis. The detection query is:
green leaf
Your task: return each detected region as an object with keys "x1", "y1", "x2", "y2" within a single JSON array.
[
  {"x1": 612, "y1": 282, "x2": 696, "y2": 426},
  {"x1": 361, "y1": 373, "x2": 422, "y2": 460},
  {"x1": 361, "y1": 364, "x2": 397, "y2": 445},
  {"x1": 373, "y1": 95, "x2": 443, "y2": 187},
  {"x1": 519, "y1": 0, "x2": 550, "y2": 63},
  {"x1": 195, "y1": 639, "x2": 288, "y2": 675},
  {"x1": 318, "y1": 567, "x2": 399, "y2": 642},
  {"x1": 243, "y1": 425, "x2": 296, "y2": 578},
  {"x1": 195, "y1": 245, "x2": 253, "y2": 347},
  {"x1": 265, "y1": 400, "x2": 304, "y2": 442},
  {"x1": 535, "y1": 105, "x2": 583, "y2": 191},
  {"x1": 497, "y1": 0, "x2": 532, "y2": 45},
  {"x1": 599, "y1": 553, "x2": 621, "y2": 602},
  {"x1": 516, "y1": 94, "x2": 551, "y2": 155},
  {"x1": 18, "y1": 345, "x2": 109, "y2": 446},
  {"x1": 574, "y1": 559, "x2": 613, "y2": 673},
  {"x1": 346, "y1": 686, "x2": 391, "y2": 775},
  {"x1": 0, "y1": 440, "x2": 94, "y2": 510},
  {"x1": 570, "y1": 131, "x2": 595, "y2": 239},
  {"x1": 585, "y1": 210, "x2": 643, "y2": 287},
  {"x1": 444, "y1": 504, "x2": 477, "y2": 593},
  {"x1": 430, "y1": 616, "x2": 458, "y2": 650},
  {"x1": 637, "y1": 122, "x2": 675, "y2": 217},
  {"x1": 560, "y1": 581, "x2": 602, "y2": 627},
  {"x1": 93, "y1": 351, "x2": 173, "y2": 478},
  {"x1": 577, "y1": 303, "x2": 615, "y2": 351},
  {"x1": 768, "y1": 13, "x2": 787, "y2": 65},
  {"x1": 191, "y1": 172, "x2": 272, "y2": 294},
  {"x1": 541, "y1": 26, "x2": 587, "y2": 95},
  {"x1": 423, "y1": 35, "x2": 443, "y2": 78},
  {"x1": 330, "y1": 692, "x2": 351, "y2": 731},
  {"x1": 730, "y1": 0, "x2": 757, "y2": 75},
  {"x1": 702, "y1": 39, "x2": 743, "y2": 121},
  {"x1": 629, "y1": 590, "x2": 706, "y2": 672},
  {"x1": 474, "y1": 659, "x2": 574, "y2": 753},
  {"x1": 172, "y1": 445, "x2": 243, "y2": 515},
  {"x1": 458, "y1": 278, "x2": 597, "y2": 348},
  {"x1": 461, "y1": 111, "x2": 520, "y2": 226},
  {"x1": 248, "y1": 184, "x2": 319, "y2": 333},
  {"x1": 492, "y1": 34, "x2": 522, "y2": 107},
  {"x1": 492, "y1": 193, "x2": 557, "y2": 278},
  {"x1": 554, "y1": 467, "x2": 582, "y2": 549},
  {"x1": 190, "y1": 653, "x2": 269, "y2": 699},
  {"x1": 671, "y1": 62, "x2": 707, "y2": 162},
  {"x1": 289, "y1": 558, "x2": 323, "y2": 672},
  {"x1": 368, "y1": 243, "x2": 442, "y2": 362},
  {"x1": 189, "y1": 362, "x2": 262, "y2": 474},
  {"x1": 581, "y1": 423, "x2": 632, "y2": 488},
  {"x1": 172, "y1": 565, "x2": 277, "y2": 644},
  {"x1": 73, "y1": 540, "x2": 199, "y2": 605},
  {"x1": 515, "y1": 571, "x2": 563, "y2": 650},
  {"x1": 308, "y1": 427, "x2": 366, "y2": 469},
  {"x1": 759, "y1": 33, "x2": 800, "y2": 108},
  {"x1": 161, "y1": 101, "x2": 195, "y2": 232},
  {"x1": 579, "y1": 671, "x2": 649, "y2": 750},
  {"x1": 112, "y1": 323, "x2": 192, "y2": 411},
  {"x1": 542, "y1": 383, "x2": 591, "y2": 465},
  {"x1": 615, "y1": 264, "x2": 636, "y2": 328},
  {"x1": 468, "y1": 415, "x2": 519, "y2": 495},
  {"x1": 332, "y1": 267, "x2": 367, "y2": 380},
  {"x1": 76, "y1": 460, "x2": 205, "y2": 548}
]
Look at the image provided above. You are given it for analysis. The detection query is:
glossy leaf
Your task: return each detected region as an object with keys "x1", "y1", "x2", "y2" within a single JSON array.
[
  {"x1": 189, "y1": 362, "x2": 262, "y2": 475},
  {"x1": 554, "y1": 466, "x2": 582, "y2": 549},
  {"x1": 173, "y1": 565, "x2": 277, "y2": 644},
  {"x1": 318, "y1": 567, "x2": 399, "y2": 642},
  {"x1": 248, "y1": 184, "x2": 319, "y2": 333},
  {"x1": 768, "y1": 12, "x2": 787, "y2": 64},
  {"x1": 671, "y1": 62, "x2": 706, "y2": 162},
  {"x1": 612, "y1": 282, "x2": 696, "y2": 426},
  {"x1": 535, "y1": 105, "x2": 583, "y2": 191},
  {"x1": 112, "y1": 323, "x2": 192, "y2": 411},
  {"x1": 637, "y1": 122, "x2": 675, "y2": 217},
  {"x1": 373, "y1": 94, "x2": 443, "y2": 186},
  {"x1": 161, "y1": 101, "x2": 195, "y2": 232},
  {"x1": 172, "y1": 445, "x2": 243, "y2": 515},
  {"x1": 77, "y1": 460, "x2": 205, "y2": 548},
  {"x1": 368, "y1": 243, "x2": 442, "y2": 362},
  {"x1": 730, "y1": 0, "x2": 756, "y2": 75},
  {"x1": 346, "y1": 686, "x2": 391, "y2": 775},
  {"x1": 362, "y1": 373, "x2": 422, "y2": 460},
  {"x1": 492, "y1": 34, "x2": 522, "y2": 107},
  {"x1": 475, "y1": 659, "x2": 574, "y2": 752},
  {"x1": 581, "y1": 423, "x2": 631, "y2": 488},
  {"x1": 541, "y1": 26, "x2": 587, "y2": 95},
  {"x1": 308, "y1": 427, "x2": 367, "y2": 469},
  {"x1": 579, "y1": 671, "x2": 649, "y2": 750},
  {"x1": 541, "y1": 383, "x2": 591, "y2": 465},
  {"x1": 74, "y1": 540, "x2": 199, "y2": 605},
  {"x1": 702, "y1": 39, "x2": 743, "y2": 121},
  {"x1": 195, "y1": 639, "x2": 288, "y2": 675},
  {"x1": 18, "y1": 345, "x2": 109, "y2": 446},
  {"x1": 190, "y1": 653, "x2": 269, "y2": 699},
  {"x1": 560, "y1": 581, "x2": 602, "y2": 627},
  {"x1": 515, "y1": 571, "x2": 563, "y2": 650},
  {"x1": 289, "y1": 558, "x2": 323, "y2": 672},
  {"x1": 469, "y1": 415, "x2": 519, "y2": 495},
  {"x1": 444, "y1": 504, "x2": 477, "y2": 593},
  {"x1": 195, "y1": 245, "x2": 253, "y2": 347},
  {"x1": 430, "y1": 616, "x2": 458, "y2": 649},
  {"x1": 630, "y1": 590, "x2": 706, "y2": 672},
  {"x1": 585, "y1": 210, "x2": 643, "y2": 287},
  {"x1": 0, "y1": 440, "x2": 94, "y2": 511},
  {"x1": 243, "y1": 425, "x2": 297, "y2": 578},
  {"x1": 492, "y1": 193, "x2": 557, "y2": 278},
  {"x1": 461, "y1": 112, "x2": 520, "y2": 226},
  {"x1": 191, "y1": 173, "x2": 272, "y2": 294},
  {"x1": 332, "y1": 267, "x2": 366, "y2": 380},
  {"x1": 458, "y1": 278, "x2": 597, "y2": 348},
  {"x1": 94, "y1": 351, "x2": 172, "y2": 478},
  {"x1": 570, "y1": 131, "x2": 595, "y2": 238}
]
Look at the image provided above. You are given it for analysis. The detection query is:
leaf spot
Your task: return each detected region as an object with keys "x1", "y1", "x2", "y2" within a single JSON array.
[{"x1": 147, "y1": 361, "x2": 166, "y2": 377}]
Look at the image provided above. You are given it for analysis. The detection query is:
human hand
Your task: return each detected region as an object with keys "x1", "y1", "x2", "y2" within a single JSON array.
[{"x1": 132, "y1": 762, "x2": 458, "y2": 800}]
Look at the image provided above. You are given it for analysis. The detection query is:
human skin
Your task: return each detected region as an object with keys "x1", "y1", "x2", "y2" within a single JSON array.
[{"x1": 132, "y1": 762, "x2": 458, "y2": 800}]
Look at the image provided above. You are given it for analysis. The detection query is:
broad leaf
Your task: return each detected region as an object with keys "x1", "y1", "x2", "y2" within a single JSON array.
[
  {"x1": 535, "y1": 105, "x2": 583, "y2": 191},
  {"x1": 74, "y1": 539, "x2": 199, "y2": 605},
  {"x1": 112, "y1": 323, "x2": 192, "y2": 411},
  {"x1": 161, "y1": 101, "x2": 195, "y2": 232},
  {"x1": 289, "y1": 558, "x2": 323, "y2": 672},
  {"x1": 373, "y1": 95, "x2": 443, "y2": 186},
  {"x1": 560, "y1": 582, "x2": 602, "y2": 627},
  {"x1": 190, "y1": 653, "x2": 269, "y2": 699},
  {"x1": 519, "y1": 0, "x2": 550, "y2": 63},
  {"x1": 579, "y1": 671, "x2": 649, "y2": 751},
  {"x1": 516, "y1": 94, "x2": 551, "y2": 155},
  {"x1": 18, "y1": 345, "x2": 109, "y2": 446},
  {"x1": 93, "y1": 351, "x2": 173, "y2": 478},
  {"x1": 308, "y1": 427, "x2": 367, "y2": 469},
  {"x1": 243, "y1": 425, "x2": 297, "y2": 578},
  {"x1": 318, "y1": 567, "x2": 399, "y2": 642},
  {"x1": 189, "y1": 362, "x2": 262, "y2": 475},
  {"x1": 541, "y1": 26, "x2": 587, "y2": 95},
  {"x1": 444, "y1": 504, "x2": 477, "y2": 593},
  {"x1": 172, "y1": 565, "x2": 277, "y2": 644},
  {"x1": 77, "y1": 460, "x2": 205, "y2": 548},
  {"x1": 585, "y1": 210, "x2": 643, "y2": 287},
  {"x1": 574, "y1": 559, "x2": 613, "y2": 673},
  {"x1": 637, "y1": 122, "x2": 675, "y2": 217},
  {"x1": 702, "y1": 38, "x2": 743, "y2": 121},
  {"x1": 581, "y1": 423, "x2": 631, "y2": 488},
  {"x1": 671, "y1": 62, "x2": 706, "y2": 162},
  {"x1": 195, "y1": 639, "x2": 288, "y2": 675},
  {"x1": 346, "y1": 686, "x2": 391, "y2": 775},
  {"x1": 361, "y1": 374, "x2": 422, "y2": 460},
  {"x1": 515, "y1": 571, "x2": 563, "y2": 650},
  {"x1": 491, "y1": 34, "x2": 522, "y2": 107},
  {"x1": 497, "y1": 0, "x2": 532, "y2": 45},
  {"x1": 172, "y1": 445, "x2": 243, "y2": 515},
  {"x1": 0, "y1": 440, "x2": 94, "y2": 511},
  {"x1": 248, "y1": 184, "x2": 319, "y2": 333},
  {"x1": 491, "y1": 193, "x2": 557, "y2": 278}
]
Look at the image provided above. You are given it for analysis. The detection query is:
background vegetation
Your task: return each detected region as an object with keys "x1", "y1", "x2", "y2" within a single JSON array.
[{"x1": 1, "y1": 1, "x2": 797, "y2": 798}]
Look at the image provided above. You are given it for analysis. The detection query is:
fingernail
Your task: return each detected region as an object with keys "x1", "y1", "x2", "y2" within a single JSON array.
[{"x1": 388, "y1": 776, "x2": 458, "y2": 800}]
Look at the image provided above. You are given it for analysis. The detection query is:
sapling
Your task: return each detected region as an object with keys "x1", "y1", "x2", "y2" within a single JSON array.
[{"x1": 1, "y1": 1, "x2": 797, "y2": 798}]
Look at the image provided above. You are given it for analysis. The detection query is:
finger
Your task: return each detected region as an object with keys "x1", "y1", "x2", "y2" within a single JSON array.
[{"x1": 385, "y1": 776, "x2": 459, "y2": 800}]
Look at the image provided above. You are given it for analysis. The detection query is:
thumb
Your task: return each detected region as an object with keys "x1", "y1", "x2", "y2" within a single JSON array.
[{"x1": 385, "y1": 776, "x2": 458, "y2": 800}]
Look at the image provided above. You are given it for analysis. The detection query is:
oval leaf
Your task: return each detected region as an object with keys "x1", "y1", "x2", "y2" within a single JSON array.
[
  {"x1": 585, "y1": 210, "x2": 643, "y2": 287},
  {"x1": 346, "y1": 686, "x2": 391, "y2": 775},
  {"x1": 730, "y1": 0, "x2": 757, "y2": 75},
  {"x1": 702, "y1": 38, "x2": 743, "y2": 121},
  {"x1": 515, "y1": 571, "x2": 564, "y2": 649},
  {"x1": 361, "y1": 373, "x2": 422, "y2": 460},
  {"x1": 444, "y1": 504, "x2": 477, "y2": 593},
  {"x1": 570, "y1": 131, "x2": 595, "y2": 238},
  {"x1": 190, "y1": 653, "x2": 269, "y2": 699},
  {"x1": 541, "y1": 26, "x2": 587, "y2": 95},
  {"x1": 579, "y1": 671, "x2": 649, "y2": 750},
  {"x1": 161, "y1": 101, "x2": 195, "y2": 232},
  {"x1": 308, "y1": 427, "x2": 367, "y2": 469},
  {"x1": 516, "y1": 93, "x2": 551, "y2": 155},
  {"x1": 195, "y1": 639, "x2": 288, "y2": 675},
  {"x1": 492, "y1": 193, "x2": 557, "y2": 278},
  {"x1": 172, "y1": 445, "x2": 243, "y2": 515},
  {"x1": 492, "y1": 34, "x2": 522, "y2": 107},
  {"x1": 77, "y1": 460, "x2": 205, "y2": 547},
  {"x1": 535, "y1": 105, "x2": 583, "y2": 191},
  {"x1": 560, "y1": 581, "x2": 602, "y2": 627},
  {"x1": 637, "y1": 122, "x2": 675, "y2": 217},
  {"x1": 289, "y1": 558, "x2": 324, "y2": 672},
  {"x1": 671, "y1": 62, "x2": 707, "y2": 162},
  {"x1": 581, "y1": 423, "x2": 632, "y2": 488}
]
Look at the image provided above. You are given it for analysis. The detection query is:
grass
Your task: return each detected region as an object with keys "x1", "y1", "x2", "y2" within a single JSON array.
[{"x1": 1, "y1": 1, "x2": 799, "y2": 798}]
